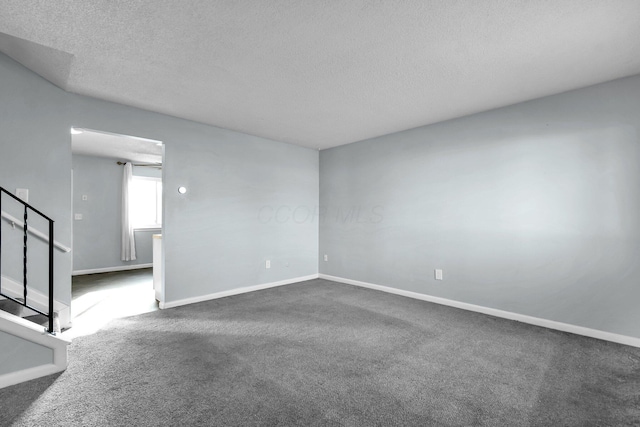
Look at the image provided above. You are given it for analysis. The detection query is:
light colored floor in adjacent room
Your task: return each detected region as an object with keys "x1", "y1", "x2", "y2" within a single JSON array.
[{"x1": 63, "y1": 268, "x2": 158, "y2": 338}]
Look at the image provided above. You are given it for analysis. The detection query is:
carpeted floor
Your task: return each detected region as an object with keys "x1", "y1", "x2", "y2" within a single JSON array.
[{"x1": 1, "y1": 279, "x2": 639, "y2": 426}]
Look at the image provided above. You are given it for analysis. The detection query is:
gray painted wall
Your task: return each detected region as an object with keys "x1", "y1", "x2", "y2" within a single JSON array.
[
  {"x1": 0, "y1": 331, "x2": 53, "y2": 375},
  {"x1": 4, "y1": 45, "x2": 638, "y2": 349},
  {"x1": 67, "y1": 96, "x2": 319, "y2": 304},
  {"x1": 0, "y1": 52, "x2": 72, "y2": 305},
  {"x1": 0, "y1": 52, "x2": 319, "y2": 312},
  {"x1": 159, "y1": 130, "x2": 318, "y2": 302},
  {"x1": 72, "y1": 154, "x2": 158, "y2": 272},
  {"x1": 320, "y1": 74, "x2": 640, "y2": 339}
]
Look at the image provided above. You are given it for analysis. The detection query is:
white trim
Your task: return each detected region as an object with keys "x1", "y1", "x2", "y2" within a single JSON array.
[
  {"x1": 0, "y1": 363, "x2": 65, "y2": 389},
  {"x1": 72, "y1": 263, "x2": 153, "y2": 276},
  {"x1": 0, "y1": 310, "x2": 70, "y2": 389},
  {"x1": 71, "y1": 127, "x2": 163, "y2": 145},
  {"x1": 160, "y1": 274, "x2": 319, "y2": 309},
  {"x1": 0, "y1": 310, "x2": 71, "y2": 345},
  {"x1": 318, "y1": 274, "x2": 640, "y2": 348},
  {"x1": 1, "y1": 275, "x2": 71, "y2": 329}
]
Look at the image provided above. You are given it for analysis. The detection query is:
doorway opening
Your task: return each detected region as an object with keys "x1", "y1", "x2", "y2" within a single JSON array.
[{"x1": 69, "y1": 128, "x2": 164, "y2": 337}]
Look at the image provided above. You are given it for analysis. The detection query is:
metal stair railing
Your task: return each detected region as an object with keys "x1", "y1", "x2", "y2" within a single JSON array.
[{"x1": 0, "y1": 186, "x2": 55, "y2": 334}]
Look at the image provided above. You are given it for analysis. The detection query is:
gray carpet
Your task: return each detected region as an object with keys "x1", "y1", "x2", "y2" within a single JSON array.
[{"x1": 1, "y1": 279, "x2": 639, "y2": 426}]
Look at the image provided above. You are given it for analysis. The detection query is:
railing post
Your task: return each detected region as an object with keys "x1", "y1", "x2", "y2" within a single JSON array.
[
  {"x1": 23, "y1": 205, "x2": 28, "y2": 305},
  {"x1": 48, "y1": 219, "x2": 54, "y2": 334}
]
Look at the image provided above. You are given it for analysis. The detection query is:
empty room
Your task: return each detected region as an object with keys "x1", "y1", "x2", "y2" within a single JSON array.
[{"x1": 1, "y1": 1, "x2": 639, "y2": 426}]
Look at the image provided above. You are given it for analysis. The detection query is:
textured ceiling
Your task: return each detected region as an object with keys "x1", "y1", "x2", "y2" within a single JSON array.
[
  {"x1": 72, "y1": 129, "x2": 163, "y2": 164},
  {"x1": 2, "y1": 1, "x2": 640, "y2": 150}
]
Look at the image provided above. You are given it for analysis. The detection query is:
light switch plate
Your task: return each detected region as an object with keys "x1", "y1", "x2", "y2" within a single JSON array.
[{"x1": 16, "y1": 188, "x2": 28, "y2": 203}]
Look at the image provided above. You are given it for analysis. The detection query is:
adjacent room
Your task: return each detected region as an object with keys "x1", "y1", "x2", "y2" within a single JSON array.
[
  {"x1": 1, "y1": 1, "x2": 639, "y2": 426},
  {"x1": 70, "y1": 128, "x2": 164, "y2": 336}
]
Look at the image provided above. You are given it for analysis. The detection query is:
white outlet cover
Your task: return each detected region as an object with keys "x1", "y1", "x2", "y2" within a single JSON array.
[
  {"x1": 74, "y1": 213, "x2": 83, "y2": 220},
  {"x1": 16, "y1": 188, "x2": 29, "y2": 202},
  {"x1": 82, "y1": 195, "x2": 88, "y2": 201},
  {"x1": 435, "y1": 269, "x2": 443, "y2": 280},
  {"x1": 266, "y1": 260, "x2": 271, "y2": 269},
  {"x1": 324, "y1": 254, "x2": 328, "y2": 262}
]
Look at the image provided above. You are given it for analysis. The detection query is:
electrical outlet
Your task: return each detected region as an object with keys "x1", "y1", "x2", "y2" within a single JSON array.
[
  {"x1": 74, "y1": 213, "x2": 83, "y2": 220},
  {"x1": 266, "y1": 260, "x2": 271, "y2": 269},
  {"x1": 435, "y1": 269, "x2": 443, "y2": 280},
  {"x1": 324, "y1": 254, "x2": 328, "y2": 262},
  {"x1": 82, "y1": 195, "x2": 88, "y2": 201}
]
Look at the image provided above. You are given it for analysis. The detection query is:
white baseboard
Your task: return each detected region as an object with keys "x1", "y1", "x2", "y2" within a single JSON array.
[
  {"x1": 160, "y1": 273, "x2": 319, "y2": 309},
  {"x1": 72, "y1": 263, "x2": 153, "y2": 276},
  {"x1": 0, "y1": 363, "x2": 66, "y2": 389},
  {"x1": 1, "y1": 275, "x2": 71, "y2": 329},
  {"x1": 319, "y1": 274, "x2": 640, "y2": 348}
]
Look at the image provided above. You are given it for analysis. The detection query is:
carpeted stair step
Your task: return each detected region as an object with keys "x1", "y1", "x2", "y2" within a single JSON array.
[
  {"x1": 0, "y1": 297, "x2": 25, "y2": 317},
  {"x1": 0, "y1": 297, "x2": 60, "y2": 333}
]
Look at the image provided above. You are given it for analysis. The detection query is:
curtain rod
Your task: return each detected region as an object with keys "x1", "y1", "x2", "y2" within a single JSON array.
[{"x1": 117, "y1": 161, "x2": 162, "y2": 168}]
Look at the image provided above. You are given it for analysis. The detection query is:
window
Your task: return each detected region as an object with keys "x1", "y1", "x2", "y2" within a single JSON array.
[{"x1": 129, "y1": 176, "x2": 162, "y2": 229}]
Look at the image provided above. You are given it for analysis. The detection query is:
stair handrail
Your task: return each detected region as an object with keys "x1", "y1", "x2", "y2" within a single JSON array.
[
  {"x1": 0, "y1": 186, "x2": 55, "y2": 334},
  {"x1": 0, "y1": 210, "x2": 70, "y2": 252}
]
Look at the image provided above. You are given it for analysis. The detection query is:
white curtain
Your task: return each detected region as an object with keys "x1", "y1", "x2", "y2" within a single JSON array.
[{"x1": 121, "y1": 162, "x2": 137, "y2": 261}]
